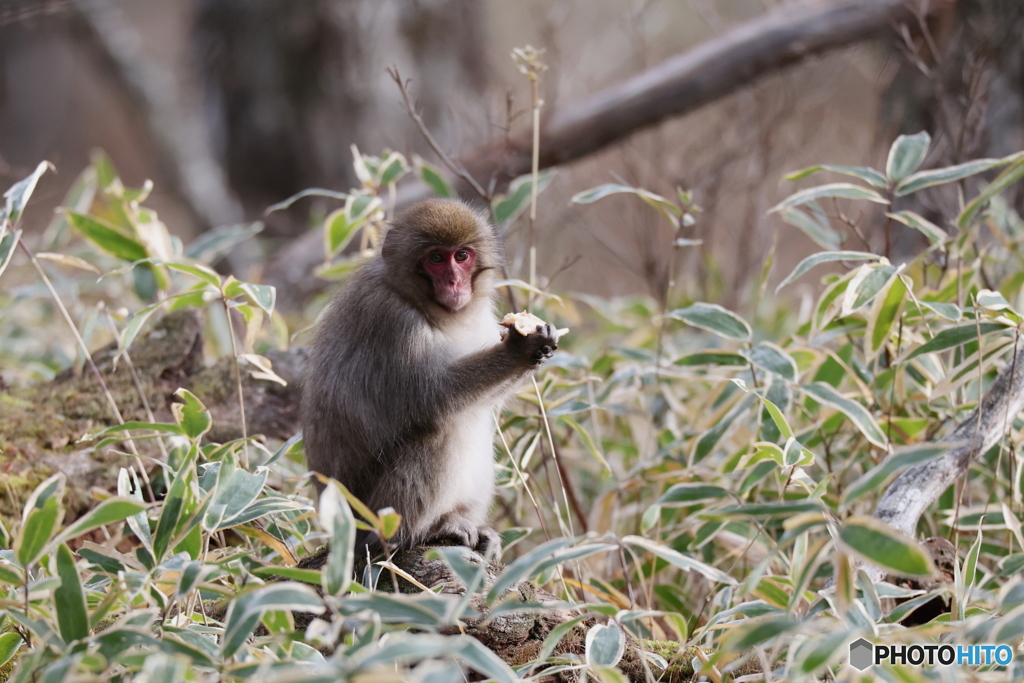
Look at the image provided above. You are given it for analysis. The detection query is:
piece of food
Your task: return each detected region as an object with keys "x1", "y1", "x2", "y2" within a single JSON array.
[{"x1": 499, "y1": 311, "x2": 569, "y2": 341}]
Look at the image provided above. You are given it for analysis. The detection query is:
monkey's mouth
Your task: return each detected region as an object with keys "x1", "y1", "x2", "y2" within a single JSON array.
[{"x1": 436, "y1": 289, "x2": 471, "y2": 311}]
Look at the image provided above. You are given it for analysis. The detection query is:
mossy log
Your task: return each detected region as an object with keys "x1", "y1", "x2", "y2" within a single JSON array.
[{"x1": 0, "y1": 309, "x2": 305, "y2": 521}]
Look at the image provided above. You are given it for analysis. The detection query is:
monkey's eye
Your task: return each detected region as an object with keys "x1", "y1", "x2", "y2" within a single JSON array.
[
  {"x1": 454, "y1": 250, "x2": 470, "y2": 262},
  {"x1": 428, "y1": 253, "x2": 445, "y2": 264}
]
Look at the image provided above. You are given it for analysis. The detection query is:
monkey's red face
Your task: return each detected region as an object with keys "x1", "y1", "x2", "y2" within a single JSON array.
[{"x1": 422, "y1": 247, "x2": 477, "y2": 311}]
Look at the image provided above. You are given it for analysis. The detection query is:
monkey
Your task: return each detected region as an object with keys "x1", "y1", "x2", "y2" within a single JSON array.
[{"x1": 301, "y1": 198, "x2": 558, "y2": 557}]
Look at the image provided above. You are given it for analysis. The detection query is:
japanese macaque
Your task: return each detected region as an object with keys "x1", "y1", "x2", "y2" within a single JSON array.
[{"x1": 302, "y1": 198, "x2": 558, "y2": 556}]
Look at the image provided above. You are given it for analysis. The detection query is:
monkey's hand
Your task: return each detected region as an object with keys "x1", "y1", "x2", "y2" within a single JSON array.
[{"x1": 502, "y1": 321, "x2": 559, "y2": 367}]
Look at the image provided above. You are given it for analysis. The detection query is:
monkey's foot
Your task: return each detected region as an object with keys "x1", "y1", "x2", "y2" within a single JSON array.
[
  {"x1": 475, "y1": 527, "x2": 502, "y2": 560},
  {"x1": 429, "y1": 516, "x2": 480, "y2": 550},
  {"x1": 427, "y1": 518, "x2": 502, "y2": 559}
]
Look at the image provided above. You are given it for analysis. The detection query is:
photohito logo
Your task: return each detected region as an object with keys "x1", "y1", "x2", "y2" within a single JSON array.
[{"x1": 848, "y1": 638, "x2": 1014, "y2": 671}]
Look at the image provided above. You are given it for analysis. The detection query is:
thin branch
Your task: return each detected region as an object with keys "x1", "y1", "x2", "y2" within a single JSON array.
[{"x1": 386, "y1": 66, "x2": 490, "y2": 201}]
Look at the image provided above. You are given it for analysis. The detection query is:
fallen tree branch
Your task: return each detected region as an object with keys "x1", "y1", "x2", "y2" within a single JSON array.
[
  {"x1": 265, "y1": 0, "x2": 953, "y2": 307},
  {"x1": 873, "y1": 338, "x2": 1024, "y2": 543}
]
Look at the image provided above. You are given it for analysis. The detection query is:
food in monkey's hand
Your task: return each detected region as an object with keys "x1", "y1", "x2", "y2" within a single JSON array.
[{"x1": 499, "y1": 311, "x2": 569, "y2": 341}]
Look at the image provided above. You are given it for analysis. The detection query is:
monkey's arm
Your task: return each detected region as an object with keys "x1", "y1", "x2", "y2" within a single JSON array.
[{"x1": 403, "y1": 324, "x2": 558, "y2": 420}]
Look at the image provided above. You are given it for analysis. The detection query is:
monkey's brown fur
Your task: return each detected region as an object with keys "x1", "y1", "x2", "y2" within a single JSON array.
[{"x1": 302, "y1": 198, "x2": 558, "y2": 555}]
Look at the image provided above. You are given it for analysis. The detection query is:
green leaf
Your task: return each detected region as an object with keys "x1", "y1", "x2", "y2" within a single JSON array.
[
  {"x1": 723, "y1": 615, "x2": 799, "y2": 651},
  {"x1": 958, "y1": 154, "x2": 1024, "y2": 229},
  {"x1": 887, "y1": 211, "x2": 948, "y2": 245},
  {"x1": 22, "y1": 472, "x2": 65, "y2": 517},
  {"x1": 904, "y1": 322, "x2": 1009, "y2": 360},
  {"x1": 4, "y1": 161, "x2": 53, "y2": 225},
  {"x1": 153, "y1": 447, "x2": 197, "y2": 561},
  {"x1": 64, "y1": 211, "x2": 148, "y2": 262},
  {"x1": 692, "y1": 394, "x2": 754, "y2": 463},
  {"x1": 896, "y1": 154, "x2": 1021, "y2": 196},
  {"x1": 377, "y1": 151, "x2": 410, "y2": 186},
  {"x1": 839, "y1": 516, "x2": 934, "y2": 578},
  {"x1": 533, "y1": 544, "x2": 617, "y2": 581},
  {"x1": 585, "y1": 622, "x2": 625, "y2": 667},
  {"x1": 324, "y1": 208, "x2": 362, "y2": 258},
  {"x1": 665, "y1": 302, "x2": 751, "y2": 341},
  {"x1": 777, "y1": 206, "x2": 842, "y2": 250},
  {"x1": 163, "y1": 261, "x2": 222, "y2": 288},
  {"x1": 337, "y1": 593, "x2": 453, "y2": 625},
  {"x1": 354, "y1": 634, "x2": 518, "y2": 683},
  {"x1": 0, "y1": 228, "x2": 21, "y2": 281},
  {"x1": 248, "y1": 563, "x2": 322, "y2": 584},
  {"x1": 801, "y1": 382, "x2": 887, "y2": 448},
  {"x1": 570, "y1": 181, "x2": 679, "y2": 227},
  {"x1": 264, "y1": 188, "x2": 348, "y2": 214},
  {"x1": 784, "y1": 164, "x2": 887, "y2": 188},
  {"x1": 976, "y1": 288, "x2": 1018, "y2": 315},
  {"x1": 52, "y1": 544, "x2": 89, "y2": 642},
  {"x1": 732, "y1": 379, "x2": 794, "y2": 440},
  {"x1": 841, "y1": 443, "x2": 948, "y2": 508},
  {"x1": 886, "y1": 132, "x2": 930, "y2": 182},
  {"x1": 0, "y1": 560, "x2": 23, "y2": 585},
  {"x1": 234, "y1": 281, "x2": 276, "y2": 315},
  {"x1": 415, "y1": 157, "x2": 453, "y2": 197},
  {"x1": 319, "y1": 483, "x2": 356, "y2": 596},
  {"x1": 964, "y1": 525, "x2": 983, "y2": 593},
  {"x1": 622, "y1": 535, "x2": 736, "y2": 584},
  {"x1": 769, "y1": 183, "x2": 888, "y2": 214},
  {"x1": 843, "y1": 264, "x2": 896, "y2": 313},
  {"x1": 714, "y1": 501, "x2": 823, "y2": 519},
  {"x1": 16, "y1": 495, "x2": 62, "y2": 568},
  {"x1": 494, "y1": 170, "x2": 556, "y2": 226},
  {"x1": 204, "y1": 467, "x2": 268, "y2": 531},
  {"x1": 34, "y1": 252, "x2": 99, "y2": 274},
  {"x1": 792, "y1": 628, "x2": 851, "y2": 673},
  {"x1": 119, "y1": 303, "x2": 163, "y2": 354},
  {"x1": 242, "y1": 582, "x2": 325, "y2": 615},
  {"x1": 866, "y1": 274, "x2": 907, "y2": 356},
  {"x1": 917, "y1": 300, "x2": 961, "y2": 321},
  {"x1": 741, "y1": 342, "x2": 798, "y2": 381},
  {"x1": 16, "y1": 475, "x2": 66, "y2": 567},
  {"x1": 776, "y1": 251, "x2": 879, "y2": 292},
  {"x1": 0, "y1": 632, "x2": 23, "y2": 669},
  {"x1": 559, "y1": 416, "x2": 612, "y2": 473},
  {"x1": 172, "y1": 388, "x2": 212, "y2": 441},
  {"x1": 657, "y1": 483, "x2": 728, "y2": 505},
  {"x1": 137, "y1": 653, "x2": 188, "y2": 683},
  {"x1": 222, "y1": 583, "x2": 325, "y2": 657},
  {"x1": 53, "y1": 497, "x2": 149, "y2": 546},
  {"x1": 674, "y1": 352, "x2": 747, "y2": 367}
]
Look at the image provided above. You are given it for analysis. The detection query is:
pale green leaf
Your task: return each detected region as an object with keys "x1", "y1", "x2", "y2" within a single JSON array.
[
  {"x1": 839, "y1": 516, "x2": 934, "y2": 578},
  {"x1": 801, "y1": 382, "x2": 887, "y2": 448},
  {"x1": 770, "y1": 183, "x2": 888, "y2": 214},
  {"x1": 886, "y1": 132, "x2": 930, "y2": 182},
  {"x1": 665, "y1": 302, "x2": 751, "y2": 341},
  {"x1": 776, "y1": 250, "x2": 879, "y2": 292}
]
